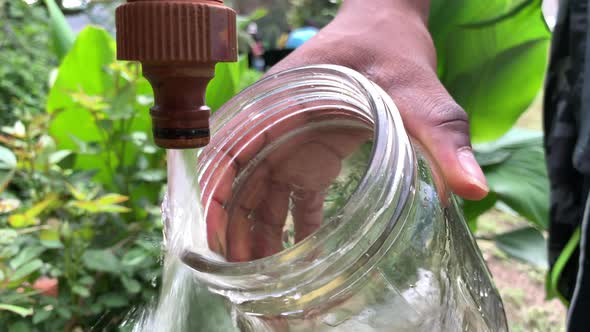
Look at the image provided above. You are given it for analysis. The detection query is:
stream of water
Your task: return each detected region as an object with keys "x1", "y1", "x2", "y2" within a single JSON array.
[{"x1": 127, "y1": 149, "x2": 236, "y2": 332}]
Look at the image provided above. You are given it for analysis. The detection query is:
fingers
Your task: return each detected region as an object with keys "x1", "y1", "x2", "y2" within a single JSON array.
[
  {"x1": 292, "y1": 190, "x2": 325, "y2": 243},
  {"x1": 207, "y1": 199, "x2": 228, "y2": 256},
  {"x1": 272, "y1": 142, "x2": 342, "y2": 192},
  {"x1": 251, "y1": 182, "x2": 291, "y2": 259},
  {"x1": 425, "y1": 102, "x2": 488, "y2": 201},
  {"x1": 391, "y1": 75, "x2": 488, "y2": 201},
  {"x1": 226, "y1": 161, "x2": 270, "y2": 262}
]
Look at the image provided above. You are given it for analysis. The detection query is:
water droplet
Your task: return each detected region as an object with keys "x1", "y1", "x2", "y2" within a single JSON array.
[{"x1": 150, "y1": 276, "x2": 157, "y2": 287}]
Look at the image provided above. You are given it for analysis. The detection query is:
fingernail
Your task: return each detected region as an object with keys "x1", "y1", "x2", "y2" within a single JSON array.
[{"x1": 457, "y1": 147, "x2": 489, "y2": 192}]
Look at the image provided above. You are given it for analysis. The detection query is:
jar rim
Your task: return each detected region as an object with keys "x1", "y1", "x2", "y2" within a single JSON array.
[{"x1": 182, "y1": 65, "x2": 416, "y2": 302}]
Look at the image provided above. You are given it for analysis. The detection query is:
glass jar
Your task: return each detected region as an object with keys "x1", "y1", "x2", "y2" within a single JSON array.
[{"x1": 171, "y1": 65, "x2": 508, "y2": 331}]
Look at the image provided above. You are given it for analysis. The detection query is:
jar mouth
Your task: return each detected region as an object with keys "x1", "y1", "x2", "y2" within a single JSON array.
[{"x1": 182, "y1": 65, "x2": 415, "y2": 300}]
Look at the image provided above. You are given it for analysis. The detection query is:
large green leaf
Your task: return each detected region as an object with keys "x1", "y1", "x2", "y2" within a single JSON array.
[
  {"x1": 430, "y1": 0, "x2": 550, "y2": 142},
  {"x1": 463, "y1": 193, "x2": 497, "y2": 231},
  {"x1": 206, "y1": 56, "x2": 250, "y2": 112},
  {"x1": 47, "y1": 27, "x2": 116, "y2": 183},
  {"x1": 495, "y1": 226, "x2": 548, "y2": 268},
  {"x1": 43, "y1": 0, "x2": 75, "y2": 60},
  {"x1": 467, "y1": 129, "x2": 549, "y2": 229}
]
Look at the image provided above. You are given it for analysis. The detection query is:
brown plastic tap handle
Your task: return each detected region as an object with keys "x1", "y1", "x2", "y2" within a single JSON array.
[{"x1": 116, "y1": 0, "x2": 237, "y2": 149}]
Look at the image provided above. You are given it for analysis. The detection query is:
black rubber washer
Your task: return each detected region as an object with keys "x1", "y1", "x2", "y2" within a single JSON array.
[{"x1": 153, "y1": 127, "x2": 210, "y2": 139}]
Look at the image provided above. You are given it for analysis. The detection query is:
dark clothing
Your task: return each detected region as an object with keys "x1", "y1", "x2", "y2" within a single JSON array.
[{"x1": 544, "y1": 0, "x2": 590, "y2": 330}]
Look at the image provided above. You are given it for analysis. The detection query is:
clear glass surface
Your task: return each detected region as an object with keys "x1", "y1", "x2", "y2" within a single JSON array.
[{"x1": 172, "y1": 65, "x2": 508, "y2": 331}]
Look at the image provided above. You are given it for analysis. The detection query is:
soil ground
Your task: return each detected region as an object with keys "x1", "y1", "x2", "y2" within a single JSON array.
[{"x1": 478, "y1": 211, "x2": 566, "y2": 332}]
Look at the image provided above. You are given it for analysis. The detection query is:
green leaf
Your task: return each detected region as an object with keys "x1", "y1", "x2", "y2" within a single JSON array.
[
  {"x1": 32, "y1": 307, "x2": 52, "y2": 324},
  {"x1": 82, "y1": 249, "x2": 121, "y2": 274},
  {"x1": 0, "y1": 229, "x2": 18, "y2": 245},
  {"x1": 0, "y1": 304, "x2": 33, "y2": 318},
  {"x1": 43, "y1": 0, "x2": 75, "y2": 60},
  {"x1": 66, "y1": 183, "x2": 88, "y2": 201},
  {"x1": 430, "y1": 0, "x2": 550, "y2": 142},
  {"x1": 24, "y1": 195, "x2": 58, "y2": 219},
  {"x1": 463, "y1": 193, "x2": 497, "y2": 232},
  {"x1": 206, "y1": 57, "x2": 249, "y2": 112},
  {"x1": 95, "y1": 193, "x2": 129, "y2": 205},
  {"x1": 48, "y1": 150, "x2": 73, "y2": 165},
  {"x1": 121, "y1": 248, "x2": 148, "y2": 268},
  {"x1": 71, "y1": 193, "x2": 131, "y2": 213},
  {"x1": 9, "y1": 246, "x2": 45, "y2": 270},
  {"x1": 78, "y1": 275, "x2": 94, "y2": 286},
  {"x1": 134, "y1": 169, "x2": 166, "y2": 182},
  {"x1": 56, "y1": 306, "x2": 72, "y2": 319},
  {"x1": 0, "y1": 145, "x2": 17, "y2": 193},
  {"x1": 47, "y1": 27, "x2": 116, "y2": 183},
  {"x1": 121, "y1": 275, "x2": 142, "y2": 294},
  {"x1": 8, "y1": 321, "x2": 32, "y2": 332},
  {"x1": 1, "y1": 121, "x2": 25, "y2": 138},
  {"x1": 0, "y1": 245, "x2": 19, "y2": 260},
  {"x1": 72, "y1": 284, "x2": 91, "y2": 298},
  {"x1": 546, "y1": 227, "x2": 581, "y2": 304},
  {"x1": 474, "y1": 129, "x2": 549, "y2": 229},
  {"x1": 98, "y1": 293, "x2": 129, "y2": 308},
  {"x1": 10, "y1": 259, "x2": 43, "y2": 281},
  {"x1": 9, "y1": 196, "x2": 58, "y2": 228},
  {"x1": 72, "y1": 200, "x2": 131, "y2": 213},
  {"x1": 495, "y1": 227, "x2": 547, "y2": 268},
  {"x1": 40, "y1": 227, "x2": 63, "y2": 249},
  {"x1": 8, "y1": 214, "x2": 35, "y2": 228},
  {"x1": 89, "y1": 303, "x2": 104, "y2": 314},
  {"x1": 0, "y1": 145, "x2": 17, "y2": 169}
]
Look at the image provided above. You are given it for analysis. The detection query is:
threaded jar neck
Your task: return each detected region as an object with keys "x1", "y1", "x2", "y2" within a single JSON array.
[{"x1": 182, "y1": 65, "x2": 417, "y2": 313}]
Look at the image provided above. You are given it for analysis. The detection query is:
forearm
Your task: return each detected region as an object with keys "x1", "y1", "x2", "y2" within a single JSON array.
[{"x1": 341, "y1": 0, "x2": 430, "y2": 24}]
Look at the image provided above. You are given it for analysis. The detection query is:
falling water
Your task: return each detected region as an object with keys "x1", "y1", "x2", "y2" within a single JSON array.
[{"x1": 127, "y1": 149, "x2": 236, "y2": 332}]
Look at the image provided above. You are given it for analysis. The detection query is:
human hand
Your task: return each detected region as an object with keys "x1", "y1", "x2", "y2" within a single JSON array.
[
  {"x1": 270, "y1": 1, "x2": 488, "y2": 200},
  {"x1": 202, "y1": 1, "x2": 488, "y2": 262}
]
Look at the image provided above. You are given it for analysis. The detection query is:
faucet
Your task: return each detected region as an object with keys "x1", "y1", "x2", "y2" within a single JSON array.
[{"x1": 115, "y1": 0, "x2": 237, "y2": 149}]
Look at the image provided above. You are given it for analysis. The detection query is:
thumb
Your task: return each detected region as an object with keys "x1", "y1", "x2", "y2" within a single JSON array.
[{"x1": 399, "y1": 89, "x2": 489, "y2": 201}]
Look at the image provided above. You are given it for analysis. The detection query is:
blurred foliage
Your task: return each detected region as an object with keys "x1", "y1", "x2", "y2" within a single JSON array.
[
  {"x1": 432, "y1": 0, "x2": 552, "y2": 285},
  {"x1": 430, "y1": 0, "x2": 550, "y2": 143},
  {"x1": 287, "y1": 0, "x2": 341, "y2": 28},
  {"x1": 470, "y1": 129, "x2": 549, "y2": 231},
  {"x1": 237, "y1": 8, "x2": 269, "y2": 54},
  {"x1": 0, "y1": 27, "x2": 164, "y2": 331},
  {"x1": 433, "y1": 0, "x2": 555, "y2": 299},
  {"x1": 44, "y1": 0, "x2": 75, "y2": 61},
  {"x1": 0, "y1": 0, "x2": 55, "y2": 126},
  {"x1": 0, "y1": 21, "x2": 254, "y2": 330}
]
